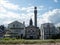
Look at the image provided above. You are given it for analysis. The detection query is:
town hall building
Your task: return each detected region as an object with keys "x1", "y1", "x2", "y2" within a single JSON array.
[{"x1": 25, "y1": 7, "x2": 40, "y2": 39}]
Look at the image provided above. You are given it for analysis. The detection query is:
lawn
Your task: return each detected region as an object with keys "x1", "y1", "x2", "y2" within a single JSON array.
[{"x1": 0, "y1": 38, "x2": 60, "y2": 44}]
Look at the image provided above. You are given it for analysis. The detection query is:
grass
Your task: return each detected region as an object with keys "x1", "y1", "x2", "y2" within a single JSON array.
[{"x1": 0, "y1": 38, "x2": 60, "y2": 44}]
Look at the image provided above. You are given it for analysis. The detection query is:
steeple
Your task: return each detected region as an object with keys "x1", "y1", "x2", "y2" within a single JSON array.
[
  {"x1": 29, "y1": 18, "x2": 33, "y2": 26},
  {"x1": 34, "y1": 6, "x2": 37, "y2": 27}
]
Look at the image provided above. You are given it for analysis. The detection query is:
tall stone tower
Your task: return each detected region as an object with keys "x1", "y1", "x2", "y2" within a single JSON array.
[{"x1": 34, "y1": 7, "x2": 37, "y2": 27}]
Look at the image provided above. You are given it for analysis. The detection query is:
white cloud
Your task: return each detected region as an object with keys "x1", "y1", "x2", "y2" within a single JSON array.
[
  {"x1": 0, "y1": 6, "x2": 6, "y2": 13},
  {"x1": 0, "y1": 0, "x2": 20, "y2": 25},
  {"x1": 20, "y1": 6, "x2": 44, "y2": 13},
  {"x1": 54, "y1": 0, "x2": 58, "y2": 3},
  {"x1": 49, "y1": 9, "x2": 60, "y2": 24},
  {"x1": 0, "y1": 12, "x2": 20, "y2": 24},
  {"x1": 0, "y1": 0, "x2": 34, "y2": 26},
  {"x1": 20, "y1": 6, "x2": 34, "y2": 13},
  {"x1": 0, "y1": 12, "x2": 34, "y2": 26},
  {"x1": 0, "y1": 12, "x2": 20, "y2": 19},
  {"x1": 37, "y1": 9, "x2": 60, "y2": 27},
  {"x1": 0, "y1": 0, "x2": 20, "y2": 10}
]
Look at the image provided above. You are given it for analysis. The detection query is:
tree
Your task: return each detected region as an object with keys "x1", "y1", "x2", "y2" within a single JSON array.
[{"x1": 0, "y1": 25, "x2": 6, "y2": 34}]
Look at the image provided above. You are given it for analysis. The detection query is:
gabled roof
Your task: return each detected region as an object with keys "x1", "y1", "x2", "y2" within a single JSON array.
[
  {"x1": 8, "y1": 21, "x2": 25, "y2": 28},
  {"x1": 8, "y1": 21, "x2": 22, "y2": 25}
]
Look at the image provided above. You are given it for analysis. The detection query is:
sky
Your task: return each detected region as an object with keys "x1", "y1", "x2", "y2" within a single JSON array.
[{"x1": 0, "y1": 0, "x2": 60, "y2": 27}]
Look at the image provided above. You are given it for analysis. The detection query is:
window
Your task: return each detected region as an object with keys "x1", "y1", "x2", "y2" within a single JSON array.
[
  {"x1": 16, "y1": 24, "x2": 19, "y2": 27},
  {"x1": 33, "y1": 30, "x2": 34, "y2": 32},
  {"x1": 13, "y1": 24, "x2": 15, "y2": 28}
]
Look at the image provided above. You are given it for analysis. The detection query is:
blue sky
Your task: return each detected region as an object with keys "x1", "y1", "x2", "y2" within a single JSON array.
[
  {"x1": 8, "y1": 0, "x2": 60, "y2": 8},
  {"x1": 0, "y1": 0, "x2": 60, "y2": 27}
]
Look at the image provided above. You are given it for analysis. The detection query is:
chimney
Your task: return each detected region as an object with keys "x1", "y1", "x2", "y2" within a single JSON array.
[
  {"x1": 23, "y1": 21, "x2": 25, "y2": 27},
  {"x1": 34, "y1": 7, "x2": 37, "y2": 27}
]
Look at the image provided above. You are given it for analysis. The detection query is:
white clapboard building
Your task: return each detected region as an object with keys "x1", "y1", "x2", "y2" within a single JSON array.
[
  {"x1": 7, "y1": 21, "x2": 25, "y2": 38},
  {"x1": 40, "y1": 23, "x2": 59, "y2": 40}
]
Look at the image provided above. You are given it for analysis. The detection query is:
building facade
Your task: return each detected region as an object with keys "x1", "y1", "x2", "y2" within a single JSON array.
[
  {"x1": 40, "y1": 23, "x2": 59, "y2": 40},
  {"x1": 8, "y1": 21, "x2": 25, "y2": 38},
  {"x1": 25, "y1": 7, "x2": 40, "y2": 39},
  {"x1": 25, "y1": 26, "x2": 40, "y2": 39},
  {"x1": 25, "y1": 19, "x2": 40, "y2": 39}
]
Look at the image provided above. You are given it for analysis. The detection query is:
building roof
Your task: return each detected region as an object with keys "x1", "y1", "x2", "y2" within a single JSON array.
[
  {"x1": 8, "y1": 21, "x2": 25, "y2": 28},
  {"x1": 8, "y1": 21, "x2": 22, "y2": 25},
  {"x1": 26, "y1": 25, "x2": 39, "y2": 29}
]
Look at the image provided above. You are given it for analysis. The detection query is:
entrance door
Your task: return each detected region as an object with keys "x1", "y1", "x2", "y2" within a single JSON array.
[
  {"x1": 21, "y1": 34, "x2": 23, "y2": 39},
  {"x1": 30, "y1": 36, "x2": 33, "y2": 39}
]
